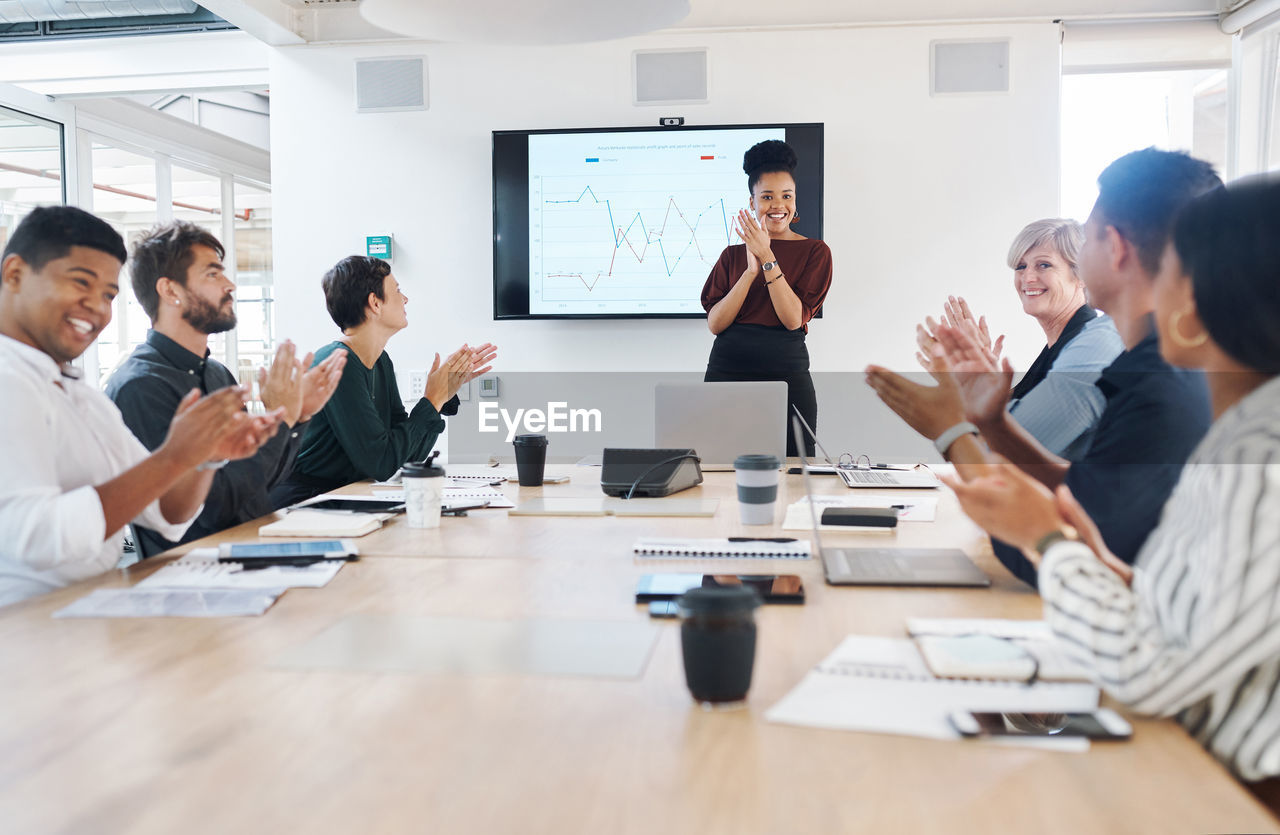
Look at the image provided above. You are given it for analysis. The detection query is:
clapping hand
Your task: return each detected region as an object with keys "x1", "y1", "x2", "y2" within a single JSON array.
[
  {"x1": 939, "y1": 456, "x2": 1062, "y2": 558},
  {"x1": 915, "y1": 297, "x2": 1004, "y2": 374},
  {"x1": 734, "y1": 208, "x2": 772, "y2": 263},
  {"x1": 164, "y1": 386, "x2": 284, "y2": 470},
  {"x1": 865, "y1": 351, "x2": 965, "y2": 441},
  {"x1": 425, "y1": 346, "x2": 472, "y2": 409},
  {"x1": 934, "y1": 322, "x2": 1014, "y2": 428},
  {"x1": 943, "y1": 296, "x2": 1004, "y2": 365},
  {"x1": 942, "y1": 459, "x2": 1133, "y2": 583},
  {"x1": 464, "y1": 342, "x2": 498, "y2": 383},
  {"x1": 299, "y1": 349, "x2": 346, "y2": 422},
  {"x1": 257, "y1": 340, "x2": 304, "y2": 426},
  {"x1": 915, "y1": 315, "x2": 946, "y2": 375}
]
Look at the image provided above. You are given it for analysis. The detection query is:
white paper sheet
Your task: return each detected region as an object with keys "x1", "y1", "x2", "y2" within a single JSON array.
[
  {"x1": 765, "y1": 635, "x2": 1098, "y2": 750},
  {"x1": 133, "y1": 548, "x2": 345, "y2": 591},
  {"x1": 370, "y1": 485, "x2": 515, "y2": 509},
  {"x1": 53, "y1": 588, "x2": 280, "y2": 618}
]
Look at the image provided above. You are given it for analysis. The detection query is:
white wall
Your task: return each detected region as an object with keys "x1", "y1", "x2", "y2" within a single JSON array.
[{"x1": 269, "y1": 24, "x2": 1062, "y2": 378}]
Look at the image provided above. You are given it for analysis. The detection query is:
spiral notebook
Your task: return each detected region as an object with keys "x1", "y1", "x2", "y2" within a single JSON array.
[
  {"x1": 634, "y1": 537, "x2": 811, "y2": 559},
  {"x1": 765, "y1": 635, "x2": 1098, "y2": 742}
]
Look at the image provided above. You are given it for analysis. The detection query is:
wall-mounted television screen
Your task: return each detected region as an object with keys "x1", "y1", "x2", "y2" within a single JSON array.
[{"x1": 492, "y1": 122, "x2": 824, "y2": 320}]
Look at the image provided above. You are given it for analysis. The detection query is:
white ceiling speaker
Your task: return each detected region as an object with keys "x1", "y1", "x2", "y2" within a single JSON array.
[
  {"x1": 355, "y1": 57, "x2": 428, "y2": 113},
  {"x1": 931, "y1": 40, "x2": 1011, "y2": 95},
  {"x1": 634, "y1": 48, "x2": 707, "y2": 106},
  {"x1": 359, "y1": 0, "x2": 690, "y2": 44}
]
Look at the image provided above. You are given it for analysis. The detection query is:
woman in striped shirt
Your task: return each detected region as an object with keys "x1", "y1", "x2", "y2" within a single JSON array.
[{"x1": 944, "y1": 176, "x2": 1280, "y2": 790}]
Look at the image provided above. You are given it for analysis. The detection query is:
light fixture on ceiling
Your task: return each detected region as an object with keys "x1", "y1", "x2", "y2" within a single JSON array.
[{"x1": 358, "y1": 0, "x2": 691, "y2": 44}]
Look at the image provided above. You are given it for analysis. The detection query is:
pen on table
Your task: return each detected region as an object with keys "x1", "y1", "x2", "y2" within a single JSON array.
[
  {"x1": 442, "y1": 502, "x2": 491, "y2": 516},
  {"x1": 727, "y1": 537, "x2": 797, "y2": 543}
]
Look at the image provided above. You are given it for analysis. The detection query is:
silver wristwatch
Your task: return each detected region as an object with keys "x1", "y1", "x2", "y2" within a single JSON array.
[{"x1": 761, "y1": 260, "x2": 777, "y2": 272}]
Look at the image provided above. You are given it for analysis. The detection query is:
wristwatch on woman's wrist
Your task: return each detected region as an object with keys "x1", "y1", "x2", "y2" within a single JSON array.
[
  {"x1": 1033, "y1": 528, "x2": 1077, "y2": 556},
  {"x1": 761, "y1": 260, "x2": 777, "y2": 273}
]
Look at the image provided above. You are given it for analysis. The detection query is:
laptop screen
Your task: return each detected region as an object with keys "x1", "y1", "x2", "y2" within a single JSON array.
[
  {"x1": 791, "y1": 405, "x2": 840, "y2": 470},
  {"x1": 792, "y1": 415, "x2": 826, "y2": 553}
]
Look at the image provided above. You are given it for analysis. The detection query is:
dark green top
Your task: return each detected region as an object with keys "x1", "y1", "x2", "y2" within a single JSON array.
[{"x1": 269, "y1": 342, "x2": 457, "y2": 504}]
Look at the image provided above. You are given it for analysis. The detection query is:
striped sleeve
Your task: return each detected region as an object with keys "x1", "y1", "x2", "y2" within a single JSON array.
[{"x1": 1038, "y1": 456, "x2": 1280, "y2": 719}]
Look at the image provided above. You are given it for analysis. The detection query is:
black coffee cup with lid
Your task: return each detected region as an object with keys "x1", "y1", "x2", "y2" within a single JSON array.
[
  {"x1": 677, "y1": 585, "x2": 762, "y2": 706},
  {"x1": 513, "y1": 433, "x2": 549, "y2": 486}
]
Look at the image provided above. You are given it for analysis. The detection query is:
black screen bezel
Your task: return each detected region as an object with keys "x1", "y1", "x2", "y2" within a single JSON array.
[{"x1": 492, "y1": 122, "x2": 825, "y2": 320}]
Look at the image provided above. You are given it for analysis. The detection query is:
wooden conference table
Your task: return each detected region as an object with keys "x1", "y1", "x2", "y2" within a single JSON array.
[{"x1": 0, "y1": 466, "x2": 1275, "y2": 835}]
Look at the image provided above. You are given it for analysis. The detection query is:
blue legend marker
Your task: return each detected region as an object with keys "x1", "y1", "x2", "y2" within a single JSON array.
[{"x1": 585, "y1": 157, "x2": 599, "y2": 163}]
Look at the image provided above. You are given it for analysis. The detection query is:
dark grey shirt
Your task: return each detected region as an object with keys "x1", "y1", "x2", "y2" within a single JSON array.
[{"x1": 104, "y1": 330, "x2": 302, "y2": 558}]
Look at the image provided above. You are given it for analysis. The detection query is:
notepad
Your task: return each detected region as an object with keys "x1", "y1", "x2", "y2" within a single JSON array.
[
  {"x1": 511, "y1": 498, "x2": 719, "y2": 517},
  {"x1": 764, "y1": 635, "x2": 1098, "y2": 743},
  {"x1": 370, "y1": 485, "x2": 515, "y2": 509},
  {"x1": 258, "y1": 509, "x2": 391, "y2": 537},
  {"x1": 906, "y1": 618, "x2": 1094, "y2": 683},
  {"x1": 634, "y1": 537, "x2": 811, "y2": 559},
  {"x1": 53, "y1": 588, "x2": 280, "y2": 618},
  {"x1": 133, "y1": 548, "x2": 346, "y2": 591}
]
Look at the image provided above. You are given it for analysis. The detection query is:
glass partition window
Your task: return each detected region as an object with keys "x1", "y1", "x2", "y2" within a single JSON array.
[
  {"x1": 90, "y1": 141, "x2": 159, "y2": 386},
  {"x1": 1270, "y1": 47, "x2": 1280, "y2": 171},
  {"x1": 0, "y1": 105, "x2": 63, "y2": 257},
  {"x1": 233, "y1": 181, "x2": 273, "y2": 384},
  {"x1": 1061, "y1": 68, "x2": 1229, "y2": 221},
  {"x1": 84, "y1": 146, "x2": 273, "y2": 387}
]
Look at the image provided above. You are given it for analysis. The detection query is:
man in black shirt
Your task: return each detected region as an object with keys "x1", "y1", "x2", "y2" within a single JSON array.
[
  {"x1": 106, "y1": 221, "x2": 344, "y2": 557},
  {"x1": 931, "y1": 149, "x2": 1221, "y2": 586}
]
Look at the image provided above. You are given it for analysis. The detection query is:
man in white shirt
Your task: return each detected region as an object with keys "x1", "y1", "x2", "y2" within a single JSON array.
[{"x1": 0, "y1": 206, "x2": 282, "y2": 608}]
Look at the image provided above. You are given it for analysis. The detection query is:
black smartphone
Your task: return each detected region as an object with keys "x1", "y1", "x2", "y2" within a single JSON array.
[
  {"x1": 647, "y1": 600, "x2": 680, "y2": 618},
  {"x1": 302, "y1": 498, "x2": 406, "y2": 513},
  {"x1": 949, "y1": 709, "x2": 1133, "y2": 739},
  {"x1": 821, "y1": 507, "x2": 898, "y2": 528},
  {"x1": 635, "y1": 574, "x2": 805, "y2": 604}
]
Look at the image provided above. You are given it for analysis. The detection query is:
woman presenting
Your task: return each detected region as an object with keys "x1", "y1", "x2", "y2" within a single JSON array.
[{"x1": 701, "y1": 140, "x2": 833, "y2": 456}]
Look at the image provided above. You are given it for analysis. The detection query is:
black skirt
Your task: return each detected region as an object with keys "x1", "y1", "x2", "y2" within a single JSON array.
[{"x1": 704, "y1": 323, "x2": 816, "y2": 457}]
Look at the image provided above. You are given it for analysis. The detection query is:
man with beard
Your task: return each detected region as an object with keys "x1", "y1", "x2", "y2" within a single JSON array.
[
  {"x1": 0, "y1": 207, "x2": 282, "y2": 607},
  {"x1": 106, "y1": 221, "x2": 345, "y2": 557}
]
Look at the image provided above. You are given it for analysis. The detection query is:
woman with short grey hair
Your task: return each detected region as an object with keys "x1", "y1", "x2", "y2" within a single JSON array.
[{"x1": 868, "y1": 217, "x2": 1123, "y2": 461}]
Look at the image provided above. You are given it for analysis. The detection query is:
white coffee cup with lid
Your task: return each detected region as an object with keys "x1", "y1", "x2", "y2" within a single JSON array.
[{"x1": 402, "y1": 459, "x2": 445, "y2": 529}]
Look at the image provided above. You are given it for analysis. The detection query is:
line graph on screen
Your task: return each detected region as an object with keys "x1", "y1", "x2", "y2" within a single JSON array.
[
  {"x1": 525, "y1": 127, "x2": 785, "y2": 315},
  {"x1": 534, "y1": 175, "x2": 740, "y2": 311}
]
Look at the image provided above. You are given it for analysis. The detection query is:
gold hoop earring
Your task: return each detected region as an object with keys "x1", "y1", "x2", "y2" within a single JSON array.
[
  {"x1": 1169, "y1": 308, "x2": 1208, "y2": 348},
  {"x1": 791, "y1": 212, "x2": 799, "y2": 223}
]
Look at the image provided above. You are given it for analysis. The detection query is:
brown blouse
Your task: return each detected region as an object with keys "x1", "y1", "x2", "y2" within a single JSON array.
[{"x1": 699, "y1": 238, "x2": 833, "y2": 333}]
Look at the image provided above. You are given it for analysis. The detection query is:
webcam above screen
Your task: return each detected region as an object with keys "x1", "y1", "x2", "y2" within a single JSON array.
[{"x1": 491, "y1": 122, "x2": 824, "y2": 320}]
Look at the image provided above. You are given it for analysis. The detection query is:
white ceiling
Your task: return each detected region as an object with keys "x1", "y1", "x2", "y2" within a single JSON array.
[
  {"x1": 676, "y1": 0, "x2": 1227, "y2": 28},
  {"x1": 205, "y1": 0, "x2": 1240, "y2": 44}
]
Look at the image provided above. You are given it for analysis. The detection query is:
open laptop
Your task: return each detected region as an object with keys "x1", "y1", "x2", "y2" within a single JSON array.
[
  {"x1": 791, "y1": 407, "x2": 939, "y2": 489},
  {"x1": 655, "y1": 382, "x2": 787, "y2": 471},
  {"x1": 795, "y1": 417, "x2": 989, "y2": 587}
]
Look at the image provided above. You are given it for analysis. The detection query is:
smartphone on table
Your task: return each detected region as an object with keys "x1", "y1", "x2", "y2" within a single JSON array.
[
  {"x1": 635, "y1": 574, "x2": 805, "y2": 604},
  {"x1": 948, "y1": 709, "x2": 1132, "y2": 740}
]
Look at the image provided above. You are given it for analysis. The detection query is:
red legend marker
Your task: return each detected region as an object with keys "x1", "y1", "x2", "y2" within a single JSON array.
[{"x1": 700, "y1": 155, "x2": 715, "y2": 160}]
